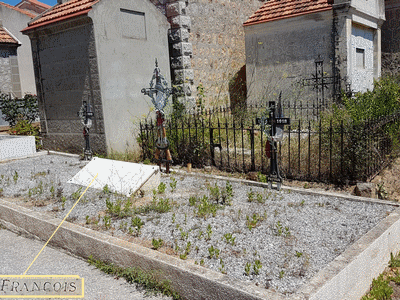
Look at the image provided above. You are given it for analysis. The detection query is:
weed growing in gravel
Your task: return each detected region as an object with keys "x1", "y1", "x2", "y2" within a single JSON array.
[
  {"x1": 61, "y1": 196, "x2": 67, "y2": 209},
  {"x1": 275, "y1": 221, "x2": 291, "y2": 236},
  {"x1": 106, "y1": 198, "x2": 122, "y2": 217},
  {"x1": 279, "y1": 270, "x2": 285, "y2": 279},
  {"x1": 179, "y1": 228, "x2": 188, "y2": 240},
  {"x1": 28, "y1": 181, "x2": 43, "y2": 197},
  {"x1": 88, "y1": 255, "x2": 181, "y2": 299},
  {"x1": 157, "y1": 182, "x2": 166, "y2": 194},
  {"x1": 180, "y1": 242, "x2": 191, "y2": 260},
  {"x1": 206, "y1": 224, "x2": 212, "y2": 241},
  {"x1": 49, "y1": 185, "x2": 55, "y2": 198},
  {"x1": 197, "y1": 231, "x2": 203, "y2": 240},
  {"x1": 226, "y1": 181, "x2": 233, "y2": 202},
  {"x1": 170, "y1": 177, "x2": 177, "y2": 192},
  {"x1": 134, "y1": 197, "x2": 173, "y2": 214},
  {"x1": 244, "y1": 262, "x2": 251, "y2": 276},
  {"x1": 253, "y1": 260, "x2": 262, "y2": 275},
  {"x1": 219, "y1": 259, "x2": 227, "y2": 274},
  {"x1": 246, "y1": 214, "x2": 264, "y2": 230},
  {"x1": 71, "y1": 187, "x2": 83, "y2": 200},
  {"x1": 389, "y1": 252, "x2": 400, "y2": 267},
  {"x1": 119, "y1": 221, "x2": 128, "y2": 231},
  {"x1": 103, "y1": 215, "x2": 111, "y2": 229},
  {"x1": 223, "y1": 233, "x2": 236, "y2": 245},
  {"x1": 189, "y1": 196, "x2": 197, "y2": 206},
  {"x1": 256, "y1": 193, "x2": 265, "y2": 204},
  {"x1": 13, "y1": 171, "x2": 18, "y2": 183},
  {"x1": 208, "y1": 245, "x2": 220, "y2": 259},
  {"x1": 103, "y1": 184, "x2": 111, "y2": 194},
  {"x1": 295, "y1": 251, "x2": 303, "y2": 258},
  {"x1": 200, "y1": 259, "x2": 204, "y2": 266},
  {"x1": 171, "y1": 213, "x2": 176, "y2": 223},
  {"x1": 152, "y1": 238, "x2": 164, "y2": 250},
  {"x1": 195, "y1": 196, "x2": 220, "y2": 219},
  {"x1": 206, "y1": 181, "x2": 233, "y2": 205},
  {"x1": 131, "y1": 216, "x2": 144, "y2": 235},
  {"x1": 247, "y1": 189, "x2": 255, "y2": 202},
  {"x1": 208, "y1": 183, "x2": 220, "y2": 202}
]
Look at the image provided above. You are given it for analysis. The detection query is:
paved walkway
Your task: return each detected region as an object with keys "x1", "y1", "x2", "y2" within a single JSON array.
[{"x1": 0, "y1": 228, "x2": 171, "y2": 300}]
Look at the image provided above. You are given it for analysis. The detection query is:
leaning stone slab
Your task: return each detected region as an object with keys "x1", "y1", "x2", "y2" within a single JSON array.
[
  {"x1": 68, "y1": 157, "x2": 160, "y2": 196},
  {"x1": 0, "y1": 135, "x2": 36, "y2": 161}
]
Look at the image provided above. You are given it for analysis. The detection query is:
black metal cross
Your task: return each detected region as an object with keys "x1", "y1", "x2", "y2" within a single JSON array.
[{"x1": 257, "y1": 98, "x2": 290, "y2": 190}]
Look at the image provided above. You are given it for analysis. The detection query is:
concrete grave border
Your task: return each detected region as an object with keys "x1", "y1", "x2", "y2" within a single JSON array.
[{"x1": 1, "y1": 156, "x2": 400, "y2": 299}]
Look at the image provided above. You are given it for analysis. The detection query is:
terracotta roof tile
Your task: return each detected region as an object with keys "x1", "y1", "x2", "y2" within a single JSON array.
[
  {"x1": 244, "y1": 0, "x2": 332, "y2": 26},
  {"x1": 0, "y1": 27, "x2": 19, "y2": 44},
  {"x1": 0, "y1": 2, "x2": 36, "y2": 18},
  {"x1": 28, "y1": 0, "x2": 99, "y2": 28}
]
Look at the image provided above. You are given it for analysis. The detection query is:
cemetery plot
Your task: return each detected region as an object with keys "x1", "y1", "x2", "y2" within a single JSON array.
[{"x1": 0, "y1": 154, "x2": 396, "y2": 295}]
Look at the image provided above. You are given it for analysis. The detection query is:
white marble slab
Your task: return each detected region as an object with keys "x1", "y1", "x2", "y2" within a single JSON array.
[
  {"x1": 68, "y1": 157, "x2": 160, "y2": 196},
  {"x1": 0, "y1": 135, "x2": 36, "y2": 161}
]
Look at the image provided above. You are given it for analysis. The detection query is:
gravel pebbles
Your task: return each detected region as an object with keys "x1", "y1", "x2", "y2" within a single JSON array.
[{"x1": 0, "y1": 154, "x2": 396, "y2": 294}]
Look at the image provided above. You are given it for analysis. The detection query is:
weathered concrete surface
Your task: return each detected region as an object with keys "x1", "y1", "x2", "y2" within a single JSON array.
[
  {"x1": 1, "y1": 166, "x2": 400, "y2": 299},
  {"x1": 0, "y1": 229, "x2": 170, "y2": 300}
]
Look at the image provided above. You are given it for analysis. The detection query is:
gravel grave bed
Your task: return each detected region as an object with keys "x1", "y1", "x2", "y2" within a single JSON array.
[{"x1": 0, "y1": 154, "x2": 396, "y2": 295}]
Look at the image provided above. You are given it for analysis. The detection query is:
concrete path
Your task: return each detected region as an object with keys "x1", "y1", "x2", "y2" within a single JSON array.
[{"x1": 0, "y1": 227, "x2": 171, "y2": 300}]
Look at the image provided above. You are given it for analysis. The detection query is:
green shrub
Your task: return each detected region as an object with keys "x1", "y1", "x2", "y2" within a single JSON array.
[{"x1": 0, "y1": 93, "x2": 38, "y2": 126}]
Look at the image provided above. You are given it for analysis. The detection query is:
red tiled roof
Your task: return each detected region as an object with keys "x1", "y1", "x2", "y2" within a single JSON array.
[
  {"x1": 0, "y1": 2, "x2": 36, "y2": 18},
  {"x1": 0, "y1": 27, "x2": 19, "y2": 44},
  {"x1": 244, "y1": 0, "x2": 333, "y2": 26},
  {"x1": 16, "y1": 0, "x2": 51, "y2": 9},
  {"x1": 24, "y1": 0, "x2": 99, "y2": 31}
]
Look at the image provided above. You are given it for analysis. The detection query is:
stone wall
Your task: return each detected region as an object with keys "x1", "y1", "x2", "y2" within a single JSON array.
[
  {"x1": 381, "y1": 0, "x2": 400, "y2": 75},
  {"x1": 187, "y1": 0, "x2": 262, "y2": 108},
  {"x1": 152, "y1": 0, "x2": 263, "y2": 109},
  {"x1": 28, "y1": 17, "x2": 106, "y2": 154},
  {"x1": 244, "y1": 11, "x2": 336, "y2": 106}
]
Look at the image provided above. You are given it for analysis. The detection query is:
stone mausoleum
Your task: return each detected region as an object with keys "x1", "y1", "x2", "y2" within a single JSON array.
[
  {"x1": 244, "y1": 0, "x2": 385, "y2": 105},
  {"x1": 22, "y1": 0, "x2": 170, "y2": 154}
]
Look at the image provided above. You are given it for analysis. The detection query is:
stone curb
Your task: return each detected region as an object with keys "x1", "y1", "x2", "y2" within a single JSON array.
[
  {"x1": 0, "y1": 150, "x2": 48, "y2": 163},
  {"x1": 171, "y1": 168, "x2": 400, "y2": 208}
]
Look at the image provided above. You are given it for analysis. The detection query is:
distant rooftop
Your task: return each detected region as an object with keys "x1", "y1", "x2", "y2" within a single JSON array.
[
  {"x1": 23, "y1": 0, "x2": 99, "y2": 31},
  {"x1": 244, "y1": 0, "x2": 333, "y2": 26},
  {"x1": 0, "y1": 1, "x2": 36, "y2": 18},
  {"x1": 0, "y1": 27, "x2": 19, "y2": 44},
  {"x1": 15, "y1": 0, "x2": 51, "y2": 15}
]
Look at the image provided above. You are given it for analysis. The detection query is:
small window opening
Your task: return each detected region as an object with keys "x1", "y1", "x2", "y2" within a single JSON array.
[{"x1": 356, "y1": 48, "x2": 365, "y2": 69}]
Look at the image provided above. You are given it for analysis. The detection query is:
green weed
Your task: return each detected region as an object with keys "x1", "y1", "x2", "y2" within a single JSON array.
[
  {"x1": 157, "y1": 182, "x2": 167, "y2": 194},
  {"x1": 208, "y1": 245, "x2": 220, "y2": 259},
  {"x1": 87, "y1": 255, "x2": 181, "y2": 299},
  {"x1": 71, "y1": 187, "x2": 83, "y2": 200},
  {"x1": 152, "y1": 238, "x2": 164, "y2": 250},
  {"x1": 170, "y1": 177, "x2": 177, "y2": 192}
]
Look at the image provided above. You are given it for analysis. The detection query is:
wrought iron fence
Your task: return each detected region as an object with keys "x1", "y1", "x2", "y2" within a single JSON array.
[{"x1": 139, "y1": 111, "x2": 400, "y2": 183}]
